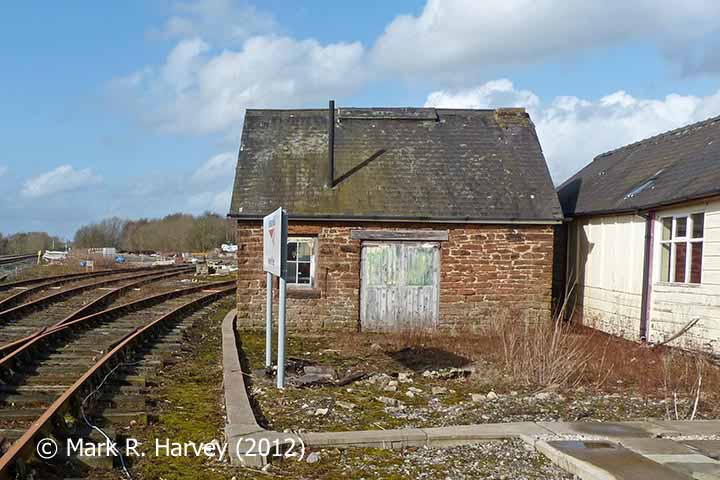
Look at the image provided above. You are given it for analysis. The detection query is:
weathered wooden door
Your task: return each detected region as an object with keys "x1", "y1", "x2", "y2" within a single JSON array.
[{"x1": 360, "y1": 242, "x2": 440, "y2": 330}]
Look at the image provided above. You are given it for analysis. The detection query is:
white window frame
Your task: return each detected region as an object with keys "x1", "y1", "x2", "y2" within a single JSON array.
[
  {"x1": 286, "y1": 237, "x2": 316, "y2": 288},
  {"x1": 657, "y1": 211, "x2": 704, "y2": 285}
]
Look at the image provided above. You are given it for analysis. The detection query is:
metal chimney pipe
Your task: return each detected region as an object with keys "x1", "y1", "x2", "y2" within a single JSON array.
[{"x1": 328, "y1": 100, "x2": 335, "y2": 187}]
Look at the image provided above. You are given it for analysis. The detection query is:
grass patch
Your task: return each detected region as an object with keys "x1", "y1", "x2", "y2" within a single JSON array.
[{"x1": 129, "y1": 299, "x2": 236, "y2": 480}]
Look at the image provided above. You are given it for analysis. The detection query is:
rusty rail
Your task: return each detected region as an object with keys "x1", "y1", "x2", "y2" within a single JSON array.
[
  {"x1": 0, "y1": 282, "x2": 234, "y2": 478},
  {"x1": 0, "y1": 265, "x2": 192, "y2": 318},
  {"x1": 0, "y1": 255, "x2": 36, "y2": 267},
  {"x1": 0, "y1": 280, "x2": 234, "y2": 374},
  {"x1": 0, "y1": 267, "x2": 193, "y2": 358},
  {"x1": 0, "y1": 264, "x2": 183, "y2": 292}
]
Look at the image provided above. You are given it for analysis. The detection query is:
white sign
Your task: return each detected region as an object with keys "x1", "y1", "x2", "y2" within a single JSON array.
[
  {"x1": 221, "y1": 243, "x2": 238, "y2": 253},
  {"x1": 263, "y1": 208, "x2": 285, "y2": 277}
]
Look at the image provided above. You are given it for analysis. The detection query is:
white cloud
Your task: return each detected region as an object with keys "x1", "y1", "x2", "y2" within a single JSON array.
[
  {"x1": 113, "y1": 35, "x2": 365, "y2": 134},
  {"x1": 0, "y1": 166, "x2": 6, "y2": 177},
  {"x1": 113, "y1": 0, "x2": 720, "y2": 139},
  {"x1": 21, "y1": 165, "x2": 101, "y2": 199},
  {"x1": 152, "y1": 0, "x2": 276, "y2": 44},
  {"x1": 192, "y1": 152, "x2": 236, "y2": 183},
  {"x1": 425, "y1": 80, "x2": 720, "y2": 183},
  {"x1": 188, "y1": 188, "x2": 232, "y2": 214},
  {"x1": 373, "y1": 0, "x2": 720, "y2": 77},
  {"x1": 425, "y1": 79, "x2": 539, "y2": 110}
]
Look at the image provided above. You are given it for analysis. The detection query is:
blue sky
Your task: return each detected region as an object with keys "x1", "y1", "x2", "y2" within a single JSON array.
[{"x1": 3, "y1": 0, "x2": 720, "y2": 238}]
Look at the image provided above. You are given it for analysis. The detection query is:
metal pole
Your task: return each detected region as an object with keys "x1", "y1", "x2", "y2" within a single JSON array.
[
  {"x1": 265, "y1": 271, "x2": 273, "y2": 369},
  {"x1": 277, "y1": 209, "x2": 288, "y2": 389},
  {"x1": 277, "y1": 276, "x2": 286, "y2": 388}
]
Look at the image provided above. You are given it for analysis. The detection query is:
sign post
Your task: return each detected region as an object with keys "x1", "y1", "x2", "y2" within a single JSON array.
[
  {"x1": 265, "y1": 272, "x2": 272, "y2": 369},
  {"x1": 262, "y1": 207, "x2": 288, "y2": 388}
]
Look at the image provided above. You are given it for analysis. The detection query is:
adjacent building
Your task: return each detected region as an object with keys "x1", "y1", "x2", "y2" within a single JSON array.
[
  {"x1": 229, "y1": 104, "x2": 563, "y2": 331},
  {"x1": 558, "y1": 116, "x2": 720, "y2": 354}
]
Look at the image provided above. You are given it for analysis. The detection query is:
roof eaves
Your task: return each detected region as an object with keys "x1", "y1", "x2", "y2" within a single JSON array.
[
  {"x1": 571, "y1": 188, "x2": 720, "y2": 218},
  {"x1": 227, "y1": 213, "x2": 563, "y2": 224}
]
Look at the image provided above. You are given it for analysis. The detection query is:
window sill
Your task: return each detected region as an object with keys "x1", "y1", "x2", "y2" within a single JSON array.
[
  {"x1": 287, "y1": 287, "x2": 322, "y2": 299},
  {"x1": 653, "y1": 281, "x2": 702, "y2": 289}
]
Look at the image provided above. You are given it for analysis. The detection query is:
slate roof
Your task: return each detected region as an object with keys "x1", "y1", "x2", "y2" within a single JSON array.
[
  {"x1": 229, "y1": 107, "x2": 563, "y2": 222},
  {"x1": 558, "y1": 115, "x2": 720, "y2": 217}
]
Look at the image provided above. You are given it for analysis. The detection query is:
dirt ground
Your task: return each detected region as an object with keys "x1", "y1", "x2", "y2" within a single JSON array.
[{"x1": 239, "y1": 327, "x2": 720, "y2": 433}]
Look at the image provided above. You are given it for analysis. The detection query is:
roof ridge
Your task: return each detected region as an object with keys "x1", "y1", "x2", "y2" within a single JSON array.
[
  {"x1": 245, "y1": 107, "x2": 518, "y2": 115},
  {"x1": 594, "y1": 113, "x2": 720, "y2": 161}
]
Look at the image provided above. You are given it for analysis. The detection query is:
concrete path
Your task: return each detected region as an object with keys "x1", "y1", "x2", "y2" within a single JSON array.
[
  {"x1": 222, "y1": 310, "x2": 720, "y2": 478},
  {"x1": 531, "y1": 437, "x2": 720, "y2": 479}
]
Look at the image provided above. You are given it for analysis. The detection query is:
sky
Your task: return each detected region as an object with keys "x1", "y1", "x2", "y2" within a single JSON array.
[{"x1": 3, "y1": 0, "x2": 720, "y2": 238}]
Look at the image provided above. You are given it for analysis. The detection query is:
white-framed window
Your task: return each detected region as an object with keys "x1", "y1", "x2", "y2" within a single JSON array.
[
  {"x1": 287, "y1": 237, "x2": 316, "y2": 287},
  {"x1": 658, "y1": 212, "x2": 704, "y2": 284}
]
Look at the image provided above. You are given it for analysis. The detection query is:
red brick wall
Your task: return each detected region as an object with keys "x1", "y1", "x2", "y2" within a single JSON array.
[{"x1": 236, "y1": 221, "x2": 555, "y2": 330}]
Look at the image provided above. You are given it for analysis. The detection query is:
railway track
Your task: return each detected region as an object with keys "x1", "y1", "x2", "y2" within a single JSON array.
[
  {"x1": 0, "y1": 266, "x2": 193, "y2": 351},
  {"x1": 0, "y1": 265, "x2": 191, "y2": 313},
  {"x1": 0, "y1": 280, "x2": 234, "y2": 478},
  {"x1": 0, "y1": 255, "x2": 36, "y2": 267},
  {"x1": 0, "y1": 264, "x2": 185, "y2": 304}
]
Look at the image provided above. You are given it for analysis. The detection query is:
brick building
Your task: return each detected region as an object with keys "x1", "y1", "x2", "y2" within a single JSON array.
[{"x1": 229, "y1": 105, "x2": 563, "y2": 331}]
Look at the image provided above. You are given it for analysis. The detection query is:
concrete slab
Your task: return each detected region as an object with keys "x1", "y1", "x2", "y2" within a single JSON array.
[
  {"x1": 650, "y1": 421, "x2": 720, "y2": 437},
  {"x1": 621, "y1": 438, "x2": 697, "y2": 455},
  {"x1": 222, "y1": 309, "x2": 259, "y2": 428},
  {"x1": 538, "y1": 421, "x2": 663, "y2": 439},
  {"x1": 663, "y1": 461, "x2": 720, "y2": 480},
  {"x1": 423, "y1": 422, "x2": 552, "y2": 447},
  {"x1": 539, "y1": 440, "x2": 695, "y2": 480},
  {"x1": 302, "y1": 429, "x2": 427, "y2": 449},
  {"x1": 221, "y1": 309, "x2": 267, "y2": 467},
  {"x1": 683, "y1": 441, "x2": 720, "y2": 461},
  {"x1": 647, "y1": 454, "x2": 720, "y2": 464}
]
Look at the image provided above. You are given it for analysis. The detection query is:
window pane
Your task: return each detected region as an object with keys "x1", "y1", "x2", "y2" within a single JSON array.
[
  {"x1": 692, "y1": 213, "x2": 704, "y2": 239},
  {"x1": 674, "y1": 243, "x2": 687, "y2": 283},
  {"x1": 288, "y1": 242, "x2": 298, "y2": 261},
  {"x1": 661, "y1": 218, "x2": 672, "y2": 240},
  {"x1": 676, "y1": 217, "x2": 687, "y2": 238},
  {"x1": 286, "y1": 262, "x2": 298, "y2": 283},
  {"x1": 298, "y1": 262, "x2": 311, "y2": 283},
  {"x1": 297, "y1": 241, "x2": 312, "y2": 261},
  {"x1": 660, "y1": 243, "x2": 671, "y2": 282},
  {"x1": 690, "y1": 242, "x2": 703, "y2": 284}
]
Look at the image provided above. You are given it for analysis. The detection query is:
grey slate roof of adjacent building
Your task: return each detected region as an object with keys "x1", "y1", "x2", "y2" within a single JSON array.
[
  {"x1": 229, "y1": 107, "x2": 563, "y2": 222},
  {"x1": 558, "y1": 115, "x2": 720, "y2": 217}
]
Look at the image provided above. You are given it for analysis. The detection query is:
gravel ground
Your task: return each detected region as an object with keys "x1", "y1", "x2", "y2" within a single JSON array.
[
  {"x1": 238, "y1": 331, "x2": 718, "y2": 434},
  {"x1": 257, "y1": 440, "x2": 576, "y2": 480},
  {"x1": 249, "y1": 365, "x2": 694, "y2": 433},
  {"x1": 229, "y1": 329, "x2": 720, "y2": 479},
  {"x1": 667, "y1": 434, "x2": 720, "y2": 440}
]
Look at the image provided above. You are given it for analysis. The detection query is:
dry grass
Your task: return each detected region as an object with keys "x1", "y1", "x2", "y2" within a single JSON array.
[
  {"x1": 341, "y1": 314, "x2": 720, "y2": 417},
  {"x1": 490, "y1": 313, "x2": 596, "y2": 388}
]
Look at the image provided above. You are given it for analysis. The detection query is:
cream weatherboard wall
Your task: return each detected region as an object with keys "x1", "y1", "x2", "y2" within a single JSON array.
[
  {"x1": 570, "y1": 214, "x2": 646, "y2": 340},
  {"x1": 648, "y1": 198, "x2": 720, "y2": 354},
  {"x1": 570, "y1": 197, "x2": 720, "y2": 355}
]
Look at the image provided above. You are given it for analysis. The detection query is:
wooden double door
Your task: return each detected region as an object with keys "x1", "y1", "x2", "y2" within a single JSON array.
[{"x1": 360, "y1": 241, "x2": 440, "y2": 331}]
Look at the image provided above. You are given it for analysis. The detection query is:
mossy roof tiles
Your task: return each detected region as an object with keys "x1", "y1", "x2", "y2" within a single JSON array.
[
  {"x1": 558, "y1": 115, "x2": 720, "y2": 217},
  {"x1": 229, "y1": 107, "x2": 563, "y2": 222}
]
